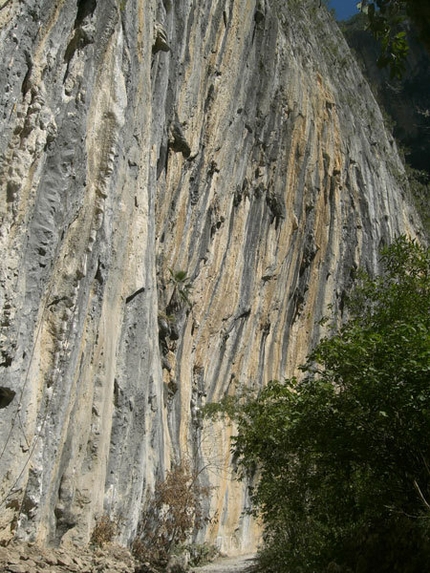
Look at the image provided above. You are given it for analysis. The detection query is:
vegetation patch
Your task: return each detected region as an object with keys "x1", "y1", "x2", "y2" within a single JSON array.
[
  {"x1": 208, "y1": 237, "x2": 430, "y2": 573},
  {"x1": 90, "y1": 514, "x2": 119, "y2": 547},
  {"x1": 132, "y1": 461, "x2": 213, "y2": 570}
]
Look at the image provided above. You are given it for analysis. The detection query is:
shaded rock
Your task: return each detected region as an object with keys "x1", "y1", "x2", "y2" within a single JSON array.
[{"x1": 153, "y1": 22, "x2": 170, "y2": 53}]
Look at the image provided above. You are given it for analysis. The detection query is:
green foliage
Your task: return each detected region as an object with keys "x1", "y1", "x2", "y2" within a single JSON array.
[
  {"x1": 201, "y1": 385, "x2": 256, "y2": 422},
  {"x1": 357, "y1": 0, "x2": 430, "y2": 77},
  {"x1": 357, "y1": 0, "x2": 409, "y2": 77},
  {"x1": 186, "y1": 543, "x2": 219, "y2": 567},
  {"x1": 406, "y1": 166, "x2": 430, "y2": 236},
  {"x1": 168, "y1": 269, "x2": 193, "y2": 310},
  {"x1": 201, "y1": 395, "x2": 239, "y2": 421},
  {"x1": 234, "y1": 237, "x2": 430, "y2": 573}
]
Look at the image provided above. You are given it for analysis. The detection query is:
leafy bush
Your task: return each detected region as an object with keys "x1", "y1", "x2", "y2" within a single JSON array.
[
  {"x1": 357, "y1": 0, "x2": 430, "y2": 77},
  {"x1": 186, "y1": 543, "x2": 219, "y2": 567},
  {"x1": 233, "y1": 237, "x2": 430, "y2": 572}
]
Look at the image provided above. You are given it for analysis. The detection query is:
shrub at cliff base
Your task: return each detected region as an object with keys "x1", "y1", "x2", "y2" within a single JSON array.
[
  {"x1": 132, "y1": 461, "x2": 212, "y2": 570},
  {"x1": 233, "y1": 237, "x2": 430, "y2": 573}
]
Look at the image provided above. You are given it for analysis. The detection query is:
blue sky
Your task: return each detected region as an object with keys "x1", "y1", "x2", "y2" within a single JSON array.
[{"x1": 328, "y1": 0, "x2": 359, "y2": 20}]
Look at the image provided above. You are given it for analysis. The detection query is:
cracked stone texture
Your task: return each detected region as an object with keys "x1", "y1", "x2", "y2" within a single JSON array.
[{"x1": 0, "y1": 0, "x2": 424, "y2": 554}]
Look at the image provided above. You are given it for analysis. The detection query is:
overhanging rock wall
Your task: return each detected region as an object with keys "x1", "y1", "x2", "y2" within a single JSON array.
[{"x1": 0, "y1": 0, "x2": 423, "y2": 552}]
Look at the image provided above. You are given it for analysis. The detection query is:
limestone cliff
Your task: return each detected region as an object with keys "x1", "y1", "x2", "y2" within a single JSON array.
[{"x1": 0, "y1": 0, "x2": 423, "y2": 554}]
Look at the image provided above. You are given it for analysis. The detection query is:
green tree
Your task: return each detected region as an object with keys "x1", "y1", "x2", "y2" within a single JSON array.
[
  {"x1": 357, "y1": 0, "x2": 430, "y2": 77},
  {"x1": 233, "y1": 237, "x2": 430, "y2": 572}
]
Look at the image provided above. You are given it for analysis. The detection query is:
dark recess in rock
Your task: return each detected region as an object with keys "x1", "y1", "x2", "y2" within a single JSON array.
[
  {"x1": 125, "y1": 287, "x2": 146, "y2": 304},
  {"x1": 169, "y1": 121, "x2": 191, "y2": 158},
  {"x1": 0, "y1": 387, "x2": 16, "y2": 409},
  {"x1": 75, "y1": 0, "x2": 97, "y2": 29}
]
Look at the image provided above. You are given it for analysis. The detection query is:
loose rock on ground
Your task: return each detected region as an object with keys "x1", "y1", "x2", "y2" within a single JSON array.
[
  {"x1": 0, "y1": 542, "x2": 137, "y2": 573},
  {"x1": 0, "y1": 543, "x2": 255, "y2": 573}
]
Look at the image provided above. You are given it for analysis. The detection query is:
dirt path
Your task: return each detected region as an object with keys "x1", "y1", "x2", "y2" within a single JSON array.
[{"x1": 192, "y1": 554, "x2": 256, "y2": 573}]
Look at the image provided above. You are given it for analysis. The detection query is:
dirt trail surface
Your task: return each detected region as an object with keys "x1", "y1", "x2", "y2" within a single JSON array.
[
  {"x1": 192, "y1": 554, "x2": 256, "y2": 573},
  {"x1": 0, "y1": 543, "x2": 255, "y2": 573}
]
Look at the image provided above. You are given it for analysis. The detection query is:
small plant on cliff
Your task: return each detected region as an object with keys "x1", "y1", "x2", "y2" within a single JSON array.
[
  {"x1": 167, "y1": 269, "x2": 193, "y2": 311},
  {"x1": 132, "y1": 461, "x2": 212, "y2": 568}
]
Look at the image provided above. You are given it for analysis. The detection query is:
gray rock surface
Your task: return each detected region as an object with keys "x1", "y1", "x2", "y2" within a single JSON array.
[{"x1": 0, "y1": 0, "x2": 424, "y2": 553}]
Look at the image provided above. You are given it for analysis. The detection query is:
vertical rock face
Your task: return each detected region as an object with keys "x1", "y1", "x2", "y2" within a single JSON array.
[{"x1": 0, "y1": 0, "x2": 423, "y2": 552}]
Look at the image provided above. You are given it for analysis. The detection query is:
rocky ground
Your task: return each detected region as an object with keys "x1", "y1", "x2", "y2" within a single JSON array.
[
  {"x1": 0, "y1": 543, "x2": 255, "y2": 573},
  {"x1": 0, "y1": 542, "x2": 137, "y2": 573}
]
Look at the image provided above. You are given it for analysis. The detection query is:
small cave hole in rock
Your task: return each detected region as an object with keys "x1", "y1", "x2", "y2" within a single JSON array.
[
  {"x1": 0, "y1": 387, "x2": 16, "y2": 409},
  {"x1": 75, "y1": 0, "x2": 97, "y2": 28}
]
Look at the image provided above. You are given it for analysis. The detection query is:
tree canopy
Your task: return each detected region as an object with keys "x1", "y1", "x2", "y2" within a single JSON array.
[
  {"x1": 232, "y1": 237, "x2": 430, "y2": 572},
  {"x1": 358, "y1": 0, "x2": 430, "y2": 76}
]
